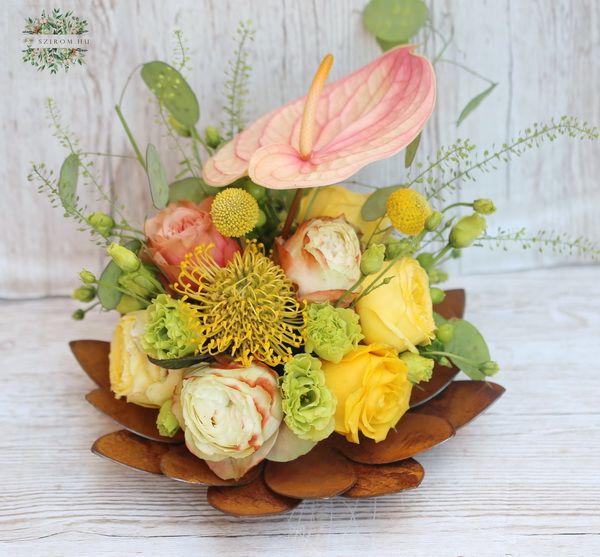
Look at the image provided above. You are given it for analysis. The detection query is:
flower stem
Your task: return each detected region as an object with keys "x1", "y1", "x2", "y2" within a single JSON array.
[
  {"x1": 335, "y1": 275, "x2": 366, "y2": 308},
  {"x1": 281, "y1": 189, "x2": 303, "y2": 239},
  {"x1": 115, "y1": 104, "x2": 146, "y2": 170}
]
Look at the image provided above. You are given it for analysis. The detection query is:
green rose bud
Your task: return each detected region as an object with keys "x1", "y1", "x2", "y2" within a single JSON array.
[
  {"x1": 428, "y1": 267, "x2": 449, "y2": 284},
  {"x1": 204, "y1": 126, "x2": 221, "y2": 148},
  {"x1": 118, "y1": 266, "x2": 164, "y2": 300},
  {"x1": 107, "y1": 243, "x2": 140, "y2": 273},
  {"x1": 360, "y1": 244, "x2": 386, "y2": 275},
  {"x1": 425, "y1": 211, "x2": 443, "y2": 231},
  {"x1": 87, "y1": 212, "x2": 114, "y2": 238},
  {"x1": 400, "y1": 352, "x2": 434, "y2": 384},
  {"x1": 436, "y1": 322, "x2": 454, "y2": 344},
  {"x1": 244, "y1": 180, "x2": 266, "y2": 201},
  {"x1": 449, "y1": 213, "x2": 487, "y2": 248},
  {"x1": 280, "y1": 354, "x2": 336, "y2": 442},
  {"x1": 416, "y1": 252, "x2": 435, "y2": 269},
  {"x1": 305, "y1": 302, "x2": 363, "y2": 363},
  {"x1": 72, "y1": 285, "x2": 96, "y2": 302},
  {"x1": 430, "y1": 287, "x2": 446, "y2": 305},
  {"x1": 479, "y1": 360, "x2": 500, "y2": 376},
  {"x1": 473, "y1": 198, "x2": 496, "y2": 215},
  {"x1": 71, "y1": 309, "x2": 85, "y2": 321},
  {"x1": 156, "y1": 400, "x2": 181, "y2": 437},
  {"x1": 168, "y1": 115, "x2": 191, "y2": 137},
  {"x1": 141, "y1": 294, "x2": 201, "y2": 359},
  {"x1": 79, "y1": 270, "x2": 96, "y2": 284},
  {"x1": 116, "y1": 295, "x2": 146, "y2": 314}
]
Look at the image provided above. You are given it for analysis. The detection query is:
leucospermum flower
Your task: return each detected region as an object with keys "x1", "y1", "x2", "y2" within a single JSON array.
[
  {"x1": 210, "y1": 187, "x2": 259, "y2": 237},
  {"x1": 174, "y1": 241, "x2": 305, "y2": 367},
  {"x1": 386, "y1": 188, "x2": 432, "y2": 236}
]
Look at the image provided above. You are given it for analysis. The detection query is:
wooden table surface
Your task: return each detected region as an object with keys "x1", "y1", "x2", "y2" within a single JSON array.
[{"x1": 1, "y1": 266, "x2": 599, "y2": 557}]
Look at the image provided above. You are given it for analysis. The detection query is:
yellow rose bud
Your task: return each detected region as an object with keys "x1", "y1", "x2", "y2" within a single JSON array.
[
  {"x1": 109, "y1": 311, "x2": 183, "y2": 408},
  {"x1": 356, "y1": 257, "x2": 436, "y2": 352},
  {"x1": 298, "y1": 185, "x2": 384, "y2": 241},
  {"x1": 322, "y1": 344, "x2": 412, "y2": 443}
]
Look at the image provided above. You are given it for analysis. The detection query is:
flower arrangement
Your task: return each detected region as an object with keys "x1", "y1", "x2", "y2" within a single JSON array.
[{"x1": 31, "y1": 15, "x2": 600, "y2": 514}]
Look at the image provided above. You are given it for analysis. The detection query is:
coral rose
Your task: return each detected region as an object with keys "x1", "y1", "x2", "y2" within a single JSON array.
[{"x1": 144, "y1": 199, "x2": 240, "y2": 284}]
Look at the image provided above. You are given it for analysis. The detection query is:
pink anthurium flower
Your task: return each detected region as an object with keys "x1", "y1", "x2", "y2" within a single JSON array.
[{"x1": 203, "y1": 46, "x2": 436, "y2": 189}]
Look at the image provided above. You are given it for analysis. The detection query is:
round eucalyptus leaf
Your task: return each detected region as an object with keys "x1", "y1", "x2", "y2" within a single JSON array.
[
  {"x1": 58, "y1": 153, "x2": 80, "y2": 211},
  {"x1": 364, "y1": 0, "x2": 429, "y2": 43},
  {"x1": 445, "y1": 319, "x2": 490, "y2": 380},
  {"x1": 97, "y1": 239, "x2": 142, "y2": 311},
  {"x1": 361, "y1": 184, "x2": 402, "y2": 221},
  {"x1": 146, "y1": 144, "x2": 169, "y2": 209},
  {"x1": 169, "y1": 177, "x2": 218, "y2": 204},
  {"x1": 140, "y1": 61, "x2": 200, "y2": 127}
]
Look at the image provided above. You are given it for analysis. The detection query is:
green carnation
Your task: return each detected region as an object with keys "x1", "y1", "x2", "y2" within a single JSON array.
[
  {"x1": 305, "y1": 302, "x2": 363, "y2": 363},
  {"x1": 141, "y1": 294, "x2": 200, "y2": 359},
  {"x1": 280, "y1": 354, "x2": 336, "y2": 442},
  {"x1": 401, "y1": 352, "x2": 434, "y2": 384}
]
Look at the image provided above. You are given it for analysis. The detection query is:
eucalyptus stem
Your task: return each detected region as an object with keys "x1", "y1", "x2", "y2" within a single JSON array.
[
  {"x1": 422, "y1": 350, "x2": 479, "y2": 368},
  {"x1": 438, "y1": 59, "x2": 496, "y2": 85},
  {"x1": 115, "y1": 104, "x2": 146, "y2": 170},
  {"x1": 442, "y1": 202, "x2": 473, "y2": 213}
]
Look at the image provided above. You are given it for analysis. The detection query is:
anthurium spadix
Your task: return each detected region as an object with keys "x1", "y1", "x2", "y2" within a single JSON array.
[{"x1": 203, "y1": 45, "x2": 436, "y2": 189}]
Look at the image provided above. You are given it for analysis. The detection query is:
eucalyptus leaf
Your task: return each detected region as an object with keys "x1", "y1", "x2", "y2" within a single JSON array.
[
  {"x1": 140, "y1": 61, "x2": 200, "y2": 127},
  {"x1": 169, "y1": 177, "x2": 218, "y2": 204},
  {"x1": 57, "y1": 153, "x2": 79, "y2": 211},
  {"x1": 361, "y1": 184, "x2": 402, "y2": 221},
  {"x1": 457, "y1": 83, "x2": 497, "y2": 127},
  {"x1": 405, "y1": 132, "x2": 421, "y2": 168},
  {"x1": 363, "y1": 0, "x2": 429, "y2": 43},
  {"x1": 148, "y1": 353, "x2": 210, "y2": 370},
  {"x1": 97, "y1": 240, "x2": 142, "y2": 311},
  {"x1": 376, "y1": 37, "x2": 404, "y2": 52},
  {"x1": 146, "y1": 144, "x2": 169, "y2": 209},
  {"x1": 444, "y1": 318, "x2": 490, "y2": 380}
]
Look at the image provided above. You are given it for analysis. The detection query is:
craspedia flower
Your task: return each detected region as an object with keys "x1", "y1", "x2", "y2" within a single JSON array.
[
  {"x1": 141, "y1": 294, "x2": 203, "y2": 360},
  {"x1": 210, "y1": 187, "x2": 259, "y2": 237},
  {"x1": 174, "y1": 241, "x2": 306, "y2": 367},
  {"x1": 386, "y1": 188, "x2": 432, "y2": 236}
]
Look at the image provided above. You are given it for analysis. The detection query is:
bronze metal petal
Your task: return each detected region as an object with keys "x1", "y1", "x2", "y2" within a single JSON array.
[
  {"x1": 91, "y1": 430, "x2": 170, "y2": 474},
  {"x1": 414, "y1": 380, "x2": 506, "y2": 429},
  {"x1": 207, "y1": 473, "x2": 300, "y2": 517},
  {"x1": 434, "y1": 289, "x2": 466, "y2": 320},
  {"x1": 342, "y1": 458, "x2": 424, "y2": 498},
  {"x1": 334, "y1": 413, "x2": 455, "y2": 465},
  {"x1": 264, "y1": 444, "x2": 357, "y2": 499},
  {"x1": 85, "y1": 388, "x2": 184, "y2": 444},
  {"x1": 70, "y1": 340, "x2": 111, "y2": 390},
  {"x1": 160, "y1": 445, "x2": 262, "y2": 486}
]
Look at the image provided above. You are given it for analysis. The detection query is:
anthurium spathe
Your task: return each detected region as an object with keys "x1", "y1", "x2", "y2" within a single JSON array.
[{"x1": 203, "y1": 45, "x2": 436, "y2": 189}]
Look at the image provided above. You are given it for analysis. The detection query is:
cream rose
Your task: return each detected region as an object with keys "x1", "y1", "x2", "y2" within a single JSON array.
[
  {"x1": 176, "y1": 363, "x2": 282, "y2": 480},
  {"x1": 355, "y1": 257, "x2": 435, "y2": 352},
  {"x1": 276, "y1": 216, "x2": 361, "y2": 302},
  {"x1": 109, "y1": 311, "x2": 183, "y2": 408}
]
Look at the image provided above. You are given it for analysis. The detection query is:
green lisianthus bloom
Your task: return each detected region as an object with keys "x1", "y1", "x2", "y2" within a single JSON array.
[
  {"x1": 141, "y1": 294, "x2": 201, "y2": 359},
  {"x1": 156, "y1": 400, "x2": 180, "y2": 437},
  {"x1": 401, "y1": 352, "x2": 435, "y2": 384},
  {"x1": 280, "y1": 354, "x2": 336, "y2": 442},
  {"x1": 305, "y1": 302, "x2": 363, "y2": 363}
]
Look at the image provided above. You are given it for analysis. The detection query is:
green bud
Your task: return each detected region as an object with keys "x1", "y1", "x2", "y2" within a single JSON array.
[
  {"x1": 204, "y1": 126, "x2": 221, "y2": 148},
  {"x1": 72, "y1": 285, "x2": 96, "y2": 302},
  {"x1": 436, "y1": 323, "x2": 454, "y2": 344},
  {"x1": 71, "y1": 309, "x2": 85, "y2": 321},
  {"x1": 116, "y1": 295, "x2": 146, "y2": 314},
  {"x1": 244, "y1": 180, "x2": 266, "y2": 201},
  {"x1": 107, "y1": 243, "x2": 140, "y2": 273},
  {"x1": 79, "y1": 270, "x2": 96, "y2": 284},
  {"x1": 430, "y1": 287, "x2": 446, "y2": 305},
  {"x1": 118, "y1": 266, "x2": 164, "y2": 300},
  {"x1": 449, "y1": 213, "x2": 487, "y2": 249},
  {"x1": 424, "y1": 211, "x2": 443, "y2": 231},
  {"x1": 156, "y1": 400, "x2": 181, "y2": 437},
  {"x1": 416, "y1": 252, "x2": 435, "y2": 269},
  {"x1": 428, "y1": 267, "x2": 449, "y2": 284},
  {"x1": 360, "y1": 244, "x2": 386, "y2": 275},
  {"x1": 451, "y1": 249, "x2": 462, "y2": 259},
  {"x1": 87, "y1": 212, "x2": 114, "y2": 238},
  {"x1": 479, "y1": 360, "x2": 500, "y2": 376},
  {"x1": 255, "y1": 209, "x2": 267, "y2": 228},
  {"x1": 385, "y1": 238, "x2": 414, "y2": 259},
  {"x1": 168, "y1": 115, "x2": 191, "y2": 137},
  {"x1": 401, "y1": 352, "x2": 435, "y2": 384},
  {"x1": 473, "y1": 198, "x2": 496, "y2": 215}
]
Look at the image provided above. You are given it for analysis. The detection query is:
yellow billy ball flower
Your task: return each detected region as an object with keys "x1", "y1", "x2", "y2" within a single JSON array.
[
  {"x1": 386, "y1": 188, "x2": 432, "y2": 236},
  {"x1": 210, "y1": 187, "x2": 259, "y2": 237}
]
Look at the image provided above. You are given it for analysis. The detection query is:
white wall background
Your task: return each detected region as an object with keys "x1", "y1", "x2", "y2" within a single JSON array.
[{"x1": 2, "y1": 0, "x2": 599, "y2": 298}]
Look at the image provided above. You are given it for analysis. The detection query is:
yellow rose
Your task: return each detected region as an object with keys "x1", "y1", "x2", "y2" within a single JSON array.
[
  {"x1": 299, "y1": 185, "x2": 382, "y2": 240},
  {"x1": 109, "y1": 311, "x2": 183, "y2": 408},
  {"x1": 356, "y1": 257, "x2": 435, "y2": 352},
  {"x1": 322, "y1": 344, "x2": 412, "y2": 443}
]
